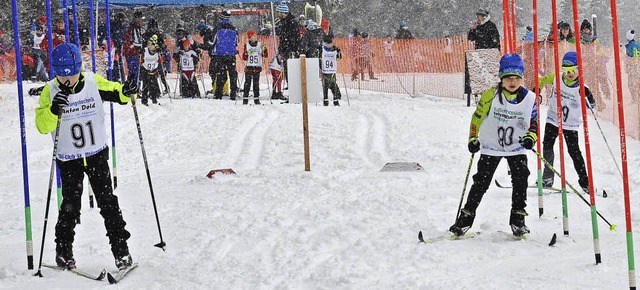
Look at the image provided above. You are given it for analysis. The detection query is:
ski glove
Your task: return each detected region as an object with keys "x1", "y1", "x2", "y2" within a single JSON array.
[
  {"x1": 123, "y1": 77, "x2": 138, "y2": 97},
  {"x1": 468, "y1": 136, "x2": 480, "y2": 153},
  {"x1": 519, "y1": 132, "x2": 537, "y2": 150},
  {"x1": 50, "y1": 91, "x2": 69, "y2": 116}
]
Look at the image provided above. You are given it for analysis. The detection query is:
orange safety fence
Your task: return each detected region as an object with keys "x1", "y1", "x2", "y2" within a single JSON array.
[{"x1": 2, "y1": 35, "x2": 639, "y2": 139}]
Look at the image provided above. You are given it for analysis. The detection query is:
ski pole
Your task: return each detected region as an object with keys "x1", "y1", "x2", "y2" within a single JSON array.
[
  {"x1": 83, "y1": 157, "x2": 95, "y2": 208},
  {"x1": 455, "y1": 153, "x2": 475, "y2": 222},
  {"x1": 341, "y1": 73, "x2": 351, "y2": 106},
  {"x1": 34, "y1": 117, "x2": 62, "y2": 277},
  {"x1": 588, "y1": 106, "x2": 622, "y2": 177},
  {"x1": 129, "y1": 94, "x2": 166, "y2": 250},
  {"x1": 531, "y1": 148, "x2": 616, "y2": 230}
]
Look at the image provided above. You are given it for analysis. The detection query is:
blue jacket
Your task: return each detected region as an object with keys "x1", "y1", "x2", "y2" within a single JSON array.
[
  {"x1": 213, "y1": 20, "x2": 238, "y2": 56},
  {"x1": 626, "y1": 39, "x2": 640, "y2": 58}
]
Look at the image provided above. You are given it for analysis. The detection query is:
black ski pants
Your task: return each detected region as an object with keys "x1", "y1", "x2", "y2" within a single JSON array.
[
  {"x1": 243, "y1": 71, "x2": 260, "y2": 99},
  {"x1": 463, "y1": 154, "x2": 529, "y2": 213},
  {"x1": 55, "y1": 147, "x2": 130, "y2": 259},
  {"x1": 542, "y1": 123, "x2": 589, "y2": 189},
  {"x1": 322, "y1": 73, "x2": 341, "y2": 102},
  {"x1": 210, "y1": 55, "x2": 238, "y2": 98}
]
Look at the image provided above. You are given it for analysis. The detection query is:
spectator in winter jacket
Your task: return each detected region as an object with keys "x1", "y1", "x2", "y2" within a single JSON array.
[
  {"x1": 40, "y1": 18, "x2": 66, "y2": 53},
  {"x1": 210, "y1": 10, "x2": 239, "y2": 100},
  {"x1": 299, "y1": 20, "x2": 324, "y2": 58},
  {"x1": 522, "y1": 26, "x2": 534, "y2": 43},
  {"x1": 626, "y1": 30, "x2": 640, "y2": 58},
  {"x1": 395, "y1": 21, "x2": 414, "y2": 40},
  {"x1": 625, "y1": 30, "x2": 640, "y2": 102},
  {"x1": 467, "y1": 9, "x2": 500, "y2": 50},
  {"x1": 357, "y1": 32, "x2": 376, "y2": 80},
  {"x1": 579, "y1": 19, "x2": 597, "y2": 44},
  {"x1": 122, "y1": 11, "x2": 145, "y2": 83},
  {"x1": 275, "y1": 3, "x2": 301, "y2": 84},
  {"x1": 557, "y1": 21, "x2": 576, "y2": 44},
  {"x1": 109, "y1": 12, "x2": 127, "y2": 83}
]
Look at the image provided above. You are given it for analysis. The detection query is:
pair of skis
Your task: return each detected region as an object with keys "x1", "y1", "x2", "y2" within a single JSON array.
[
  {"x1": 418, "y1": 230, "x2": 526, "y2": 244},
  {"x1": 43, "y1": 262, "x2": 138, "y2": 284}
]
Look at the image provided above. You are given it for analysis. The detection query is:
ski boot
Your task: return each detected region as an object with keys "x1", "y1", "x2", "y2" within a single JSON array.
[
  {"x1": 115, "y1": 254, "x2": 133, "y2": 270},
  {"x1": 509, "y1": 209, "x2": 530, "y2": 237},
  {"x1": 56, "y1": 244, "x2": 76, "y2": 269},
  {"x1": 254, "y1": 99, "x2": 261, "y2": 105},
  {"x1": 449, "y1": 208, "x2": 475, "y2": 237},
  {"x1": 243, "y1": 97, "x2": 249, "y2": 105},
  {"x1": 333, "y1": 100, "x2": 340, "y2": 106}
]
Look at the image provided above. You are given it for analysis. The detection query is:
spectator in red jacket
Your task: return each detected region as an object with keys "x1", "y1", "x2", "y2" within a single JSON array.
[{"x1": 122, "y1": 11, "x2": 145, "y2": 83}]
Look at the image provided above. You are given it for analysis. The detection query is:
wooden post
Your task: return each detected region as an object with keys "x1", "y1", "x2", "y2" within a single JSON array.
[{"x1": 300, "y1": 55, "x2": 311, "y2": 171}]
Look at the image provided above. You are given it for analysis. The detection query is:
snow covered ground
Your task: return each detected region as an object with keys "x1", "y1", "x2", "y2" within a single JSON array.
[{"x1": 0, "y1": 79, "x2": 639, "y2": 289}]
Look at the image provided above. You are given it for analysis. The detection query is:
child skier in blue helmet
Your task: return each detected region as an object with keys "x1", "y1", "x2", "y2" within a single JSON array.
[
  {"x1": 539, "y1": 51, "x2": 596, "y2": 192},
  {"x1": 35, "y1": 43, "x2": 138, "y2": 270},
  {"x1": 450, "y1": 53, "x2": 539, "y2": 238}
]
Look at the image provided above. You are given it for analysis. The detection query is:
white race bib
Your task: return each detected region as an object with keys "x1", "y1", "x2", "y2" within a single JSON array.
[
  {"x1": 49, "y1": 72, "x2": 108, "y2": 161},
  {"x1": 321, "y1": 49, "x2": 338, "y2": 74},
  {"x1": 479, "y1": 89, "x2": 536, "y2": 156},
  {"x1": 245, "y1": 42, "x2": 263, "y2": 67}
]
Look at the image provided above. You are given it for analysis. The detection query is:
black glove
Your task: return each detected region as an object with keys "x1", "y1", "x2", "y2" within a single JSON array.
[
  {"x1": 519, "y1": 132, "x2": 537, "y2": 150},
  {"x1": 468, "y1": 137, "x2": 480, "y2": 153},
  {"x1": 50, "y1": 91, "x2": 69, "y2": 116},
  {"x1": 123, "y1": 78, "x2": 138, "y2": 96}
]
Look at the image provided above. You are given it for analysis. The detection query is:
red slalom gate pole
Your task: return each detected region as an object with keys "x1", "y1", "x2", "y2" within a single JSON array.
[
  {"x1": 550, "y1": 0, "x2": 570, "y2": 236},
  {"x1": 511, "y1": 0, "x2": 517, "y2": 53},
  {"x1": 502, "y1": 0, "x2": 511, "y2": 53},
  {"x1": 608, "y1": 0, "x2": 636, "y2": 287},
  {"x1": 570, "y1": 0, "x2": 602, "y2": 265},
  {"x1": 532, "y1": 0, "x2": 544, "y2": 217}
]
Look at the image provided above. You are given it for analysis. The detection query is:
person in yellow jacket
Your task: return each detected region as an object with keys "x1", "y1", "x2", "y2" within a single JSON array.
[
  {"x1": 450, "y1": 53, "x2": 539, "y2": 238},
  {"x1": 35, "y1": 43, "x2": 137, "y2": 271}
]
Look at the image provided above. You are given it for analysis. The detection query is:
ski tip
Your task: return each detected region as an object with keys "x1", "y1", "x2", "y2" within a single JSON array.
[
  {"x1": 418, "y1": 231, "x2": 425, "y2": 243},
  {"x1": 548, "y1": 233, "x2": 557, "y2": 247},
  {"x1": 96, "y1": 269, "x2": 107, "y2": 281},
  {"x1": 602, "y1": 190, "x2": 608, "y2": 198},
  {"x1": 107, "y1": 272, "x2": 117, "y2": 284},
  {"x1": 34, "y1": 270, "x2": 43, "y2": 277}
]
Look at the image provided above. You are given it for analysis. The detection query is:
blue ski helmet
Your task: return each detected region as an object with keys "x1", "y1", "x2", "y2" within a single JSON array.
[
  {"x1": 499, "y1": 53, "x2": 524, "y2": 79},
  {"x1": 51, "y1": 43, "x2": 82, "y2": 76},
  {"x1": 562, "y1": 51, "x2": 578, "y2": 67}
]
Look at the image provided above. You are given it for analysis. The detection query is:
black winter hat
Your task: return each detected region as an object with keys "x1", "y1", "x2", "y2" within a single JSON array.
[
  {"x1": 476, "y1": 8, "x2": 489, "y2": 16},
  {"x1": 361, "y1": 32, "x2": 369, "y2": 38},
  {"x1": 133, "y1": 11, "x2": 144, "y2": 20},
  {"x1": 580, "y1": 19, "x2": 592, "y2": 31},
  {"x1": 323, "y1": 34, "x2": 333, "y2": 44},
  {"x1": 558, "y1": 21, "x2": 571, "y2": 30}
]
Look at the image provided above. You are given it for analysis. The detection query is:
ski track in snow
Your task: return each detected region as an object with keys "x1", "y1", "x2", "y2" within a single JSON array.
[{"x1": 355, "y1": 109, "x2": 391, "y2": 168}]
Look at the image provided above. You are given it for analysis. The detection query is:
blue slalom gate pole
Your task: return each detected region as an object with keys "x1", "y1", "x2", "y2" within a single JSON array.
[
  {"x1": 12, "y1": 0, "x2": 34, "y2": 270},
  {"x1": 63, "y1": 0, "x2": 70, "y2": 41},
  {"x1": 72, "y1": 0, "x2": 81, "y2": 48},
  {"x1": 105, "y1": 0, "x2": 119, "y2": 189}
]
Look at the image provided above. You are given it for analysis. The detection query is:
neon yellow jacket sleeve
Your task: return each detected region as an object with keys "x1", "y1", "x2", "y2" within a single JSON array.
[
  {"x1": 469, "y1": 86, "x2": 496, "y2": 139},
  {"x1": 94, "y1": 74, "x2": 133, "y2": 104},
  {"x1": 35, "y1": 84, "x2": 58, "y2": 134},
  {"x1": 538, "y1": 73, "x2": 556, "y2": 87}
]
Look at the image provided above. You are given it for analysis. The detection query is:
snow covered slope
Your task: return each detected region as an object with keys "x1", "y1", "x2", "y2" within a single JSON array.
[{"x1": 0, "y1": 81, "x2": 638, "y2": 289}]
